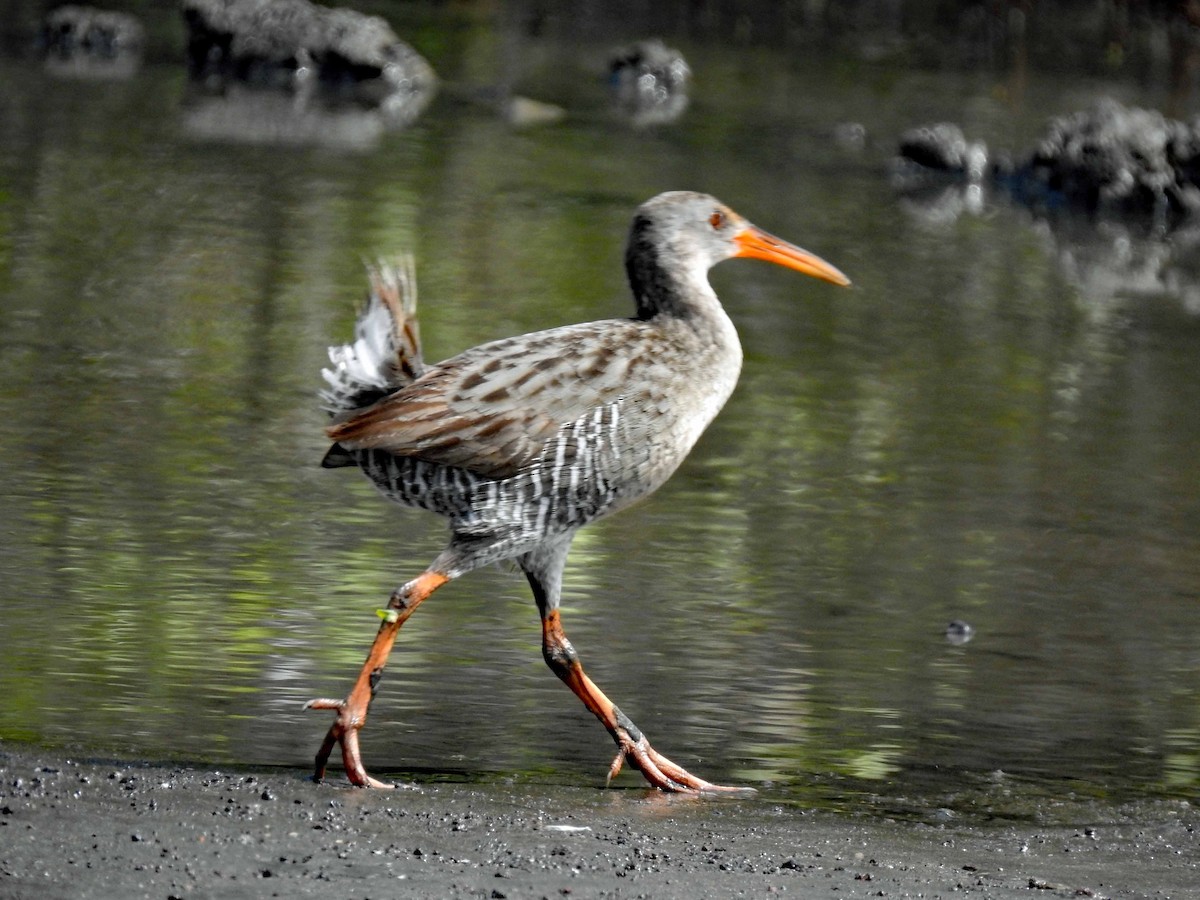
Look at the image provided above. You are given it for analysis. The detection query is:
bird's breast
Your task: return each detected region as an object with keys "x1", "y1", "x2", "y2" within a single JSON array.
[{"x1": 512, "y1": 312, "x2": 744, "y2": 525}]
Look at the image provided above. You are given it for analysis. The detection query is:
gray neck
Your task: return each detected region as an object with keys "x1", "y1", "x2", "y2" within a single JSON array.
[{"x1": 625, "y1": 215, "x2": 716, "y2": 320}]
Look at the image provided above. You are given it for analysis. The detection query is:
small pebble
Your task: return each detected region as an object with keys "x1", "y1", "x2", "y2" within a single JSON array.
[{"x1": 945, "y1": 620, "x2": 975, "y2": 645}]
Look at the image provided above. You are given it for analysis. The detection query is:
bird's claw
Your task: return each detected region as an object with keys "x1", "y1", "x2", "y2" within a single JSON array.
[
  {"x1": 304, "y1": 697, "x2": 395, "y2": 789},
  {"x1": 609, "y1": 727, "x2": 754, "y2": 795}
]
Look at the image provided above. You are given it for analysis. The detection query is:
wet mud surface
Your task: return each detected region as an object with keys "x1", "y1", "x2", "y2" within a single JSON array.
[{"x1": 1, "y1": 745, "x2": 1194, "y2": 899}]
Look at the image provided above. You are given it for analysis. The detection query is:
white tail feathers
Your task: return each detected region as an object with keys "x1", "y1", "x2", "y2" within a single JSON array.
[{"x1": 321, "y1": 255, "x2": 424, "y2": 419}]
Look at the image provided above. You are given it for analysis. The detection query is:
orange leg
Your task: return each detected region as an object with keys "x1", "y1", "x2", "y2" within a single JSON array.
[
  {"x1": 305, "y1": 569, "x2": 449, "y2": 788},
  {"x1": 541, "y1": 609, "x2": 752, "y2": 795}
]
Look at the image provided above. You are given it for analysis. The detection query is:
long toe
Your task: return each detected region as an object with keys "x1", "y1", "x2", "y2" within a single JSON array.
[
  {"x1": 613, "y1": 731, "x2": 755, "y2": 795},
  {"x1": 338, "y1": 726, "x2": 395, "y2": 789},
  {"x1": 305, "y1": 697, "x2": 394, "y2": 789},
  {"x1": 642, "y1": 743, "x2": 755, "y2": 795}
]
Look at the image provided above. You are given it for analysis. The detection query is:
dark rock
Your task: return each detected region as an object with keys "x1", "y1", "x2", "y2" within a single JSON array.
[
  {"x1": 39, "y1": 5, "x2": 144, "y2": 78},
  {"x1": 182, "y1": 0, "x2": 435, "y2": 118},
  {"x1": 892, "y1": 102, "x2": 1200, "y2": 306},
  {"x1": 1015, "y1": 99, "x2": 1200, "y2": 223},
  {"x1": 41, "y1": 5, "x2": 144, "y2": 59},
  {"x1": 894, "y1": 122, "x2": 988, "y2": 183},
  {"x1": 895, "y1": 101, "x2": 1200, "y2": 229},
  {"x1": 608, "y1": 39, "x2": 690, "y2": 126}
]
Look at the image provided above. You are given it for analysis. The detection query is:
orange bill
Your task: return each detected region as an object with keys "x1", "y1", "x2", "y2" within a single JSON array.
[{"x1": 734, "y1": 224, "x2": 851, "y2": 287}]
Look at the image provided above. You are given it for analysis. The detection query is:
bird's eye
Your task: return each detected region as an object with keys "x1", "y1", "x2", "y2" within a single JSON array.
[{"x1": 708, "y1": 210, "x2": 725, "y2": 229}]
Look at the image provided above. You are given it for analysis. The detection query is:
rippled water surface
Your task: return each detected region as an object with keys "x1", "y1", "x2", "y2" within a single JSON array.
[{"x1": 1, "y1": 5, "x2": 1198, "y2": 816}]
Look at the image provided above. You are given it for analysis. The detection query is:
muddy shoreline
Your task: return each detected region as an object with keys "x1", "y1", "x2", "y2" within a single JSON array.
[{"x1": 1, "y1": 744, "x2": 1193, "y2": 899}]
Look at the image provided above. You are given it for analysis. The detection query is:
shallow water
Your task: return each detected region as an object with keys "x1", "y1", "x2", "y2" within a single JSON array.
[{"x1": 1, "y1": 5, "x2": 1198, "y2": 817}]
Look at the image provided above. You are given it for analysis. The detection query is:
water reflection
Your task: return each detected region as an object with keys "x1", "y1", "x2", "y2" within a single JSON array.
[
  {"x1": 896, "y1": 181, "x2": 1200, "y2": 314},
  {"x1": 181, "y1": 85, "x2": 392, "y2": 149},
  {"x1": 0, "y1": 5, "x2": 1197, "y2": 813}
]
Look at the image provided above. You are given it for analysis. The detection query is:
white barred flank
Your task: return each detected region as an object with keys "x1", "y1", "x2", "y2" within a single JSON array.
[
  {"x1": 343, "y1": 397, "x2": 644, "y2": 565},
  {"x1": 504, "y1": 399, "x2": 637, "y2": 539}
]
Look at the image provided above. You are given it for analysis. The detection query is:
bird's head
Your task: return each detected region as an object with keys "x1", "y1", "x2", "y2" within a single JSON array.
[{"x1": 627, "y1": 192, "x2": 850, "y2": 314}]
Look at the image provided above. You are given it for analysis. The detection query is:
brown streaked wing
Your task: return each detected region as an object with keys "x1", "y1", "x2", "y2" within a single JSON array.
[{"x1": 326, "y1": 320, "x2": 646, "y2": 479}]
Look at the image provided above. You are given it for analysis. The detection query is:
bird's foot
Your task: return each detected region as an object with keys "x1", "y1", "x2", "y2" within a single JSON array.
[
  {"x1": 304, "y1": 697, "x2": 395, "y2": 789},
  {"x1": 607, "y1": 724, "x2": 754, "y2": 795}
]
